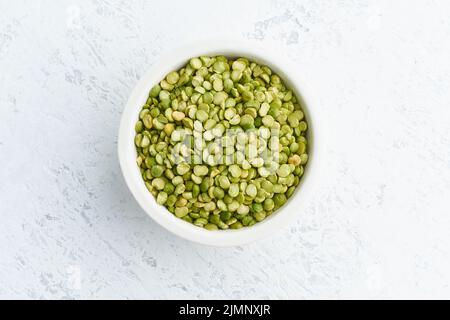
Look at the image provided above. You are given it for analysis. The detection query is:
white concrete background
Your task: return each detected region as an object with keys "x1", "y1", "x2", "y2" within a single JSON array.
[{"x1": 0, "y1": 0, "x2": 449, "y2": 299}]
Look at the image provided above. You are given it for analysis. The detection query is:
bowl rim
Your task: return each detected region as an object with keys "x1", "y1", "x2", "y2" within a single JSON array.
[{"x1": 118, "y1": 39, "x2": 323, "y2": 247}]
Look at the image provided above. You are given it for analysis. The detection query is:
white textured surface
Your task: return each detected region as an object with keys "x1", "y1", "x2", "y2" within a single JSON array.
[{"x1": 1, "y1": 0, "x2": 450, "y2": 299}]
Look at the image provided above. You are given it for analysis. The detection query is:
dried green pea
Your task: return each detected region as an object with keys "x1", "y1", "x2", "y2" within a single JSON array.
[
  {"x1": 204, "y1": 223, "x2": 218, "y2": 231},
  {"x1": 263, "y1": 198, "x2": 275, "y2": 211},
  {"x1": 213, "y1": 187, "x2": 225, "y2": 199},
  {"x1": 218, "y1": 176, "x2": 231, "y2": 189},
  {"x1": 152, "y1": 178, "x2": 165, "y2": 190},
  {"x1": 156, "y1": 192, "x2": 168, "y2": 205},
  {"x1": 242, "y1": 216, "x2": 254, "y2": 226},
  {"x1": 175, "y1": 207, "x2": 188, "y2": 218},
  {"x1": 273, "y1": 194, "x2": 287, "y2": 207},
  {"x1": 190, "y1": 58, "x2": 202, "y2": 70},
  {"x1": 194, "y1": 218, "x2": 208, "y2": 227},
  {"x1": 151, "y1": 165, "x2": 164, "y2": 178},
  {"x1": 220, "y1": 211, "x2": 232, "y2": 221},
  {"x1": 254, "y1": 211, "x2": 266, "y2": 222}
]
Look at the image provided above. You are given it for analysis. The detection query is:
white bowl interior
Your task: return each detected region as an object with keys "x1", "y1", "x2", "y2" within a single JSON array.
[{"x1": 118, "y1": 40, "x2": 319, "y2": 246}]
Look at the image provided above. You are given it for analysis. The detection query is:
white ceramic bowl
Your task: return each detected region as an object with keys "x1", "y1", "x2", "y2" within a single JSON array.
[{"x1": 118, "y1": 40, "x2": 321, "y2": 246}]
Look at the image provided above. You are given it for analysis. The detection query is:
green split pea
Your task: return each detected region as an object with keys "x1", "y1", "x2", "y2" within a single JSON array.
[{"x1": 134, "y1": 55, "x2": 309, "y2": 231}]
